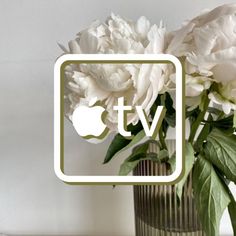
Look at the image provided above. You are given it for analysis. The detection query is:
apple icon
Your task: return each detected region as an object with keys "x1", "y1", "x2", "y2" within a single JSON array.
[{"x1": 72, "y1": 105, "x2": 108, "y2": 140}]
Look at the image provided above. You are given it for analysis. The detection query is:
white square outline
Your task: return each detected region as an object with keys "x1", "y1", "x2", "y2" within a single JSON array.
[{"x1": 54, "y1": 54, "x2": 184, "y2": 184}]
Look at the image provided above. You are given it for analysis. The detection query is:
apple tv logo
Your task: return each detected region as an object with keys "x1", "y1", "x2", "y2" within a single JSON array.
[
  {"x1": 72, "y1": 105, "x2": 108, "y2": 139},
  {"x1": 54, "y1": 54, "x2": 184, "y2": 184},
  {"x1": 72, "y1": 97, "x2": 166, "y2": 141}
]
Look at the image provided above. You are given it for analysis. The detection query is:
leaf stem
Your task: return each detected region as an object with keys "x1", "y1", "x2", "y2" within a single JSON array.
[
  {"x1": 189, "y1": 95, "x2": 210, "y2": 144},
  {"x1": 159, "y1": 126, "x2": 167, "y2": 150}
]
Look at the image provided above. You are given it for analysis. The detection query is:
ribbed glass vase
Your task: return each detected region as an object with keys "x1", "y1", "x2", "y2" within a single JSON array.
[{"x1": 133, "y1": 140, "x2": 205, "y2": 236}]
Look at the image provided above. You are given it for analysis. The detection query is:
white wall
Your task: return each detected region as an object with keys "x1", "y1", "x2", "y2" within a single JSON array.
[{"x1": 0, "y1": 0, "x2": 235, "y2": 235}]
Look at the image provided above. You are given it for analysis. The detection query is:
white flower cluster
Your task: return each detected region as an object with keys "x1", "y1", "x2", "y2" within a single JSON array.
[
  {"x1": 63, "y1": 4, "x2": 236, "y2": 133},
  {"x1": 63, "y1": 13, "x2": 170, "y2": 131},
  {"x1": 167, "y1": 3, "x2": 236, "y2": 114}
]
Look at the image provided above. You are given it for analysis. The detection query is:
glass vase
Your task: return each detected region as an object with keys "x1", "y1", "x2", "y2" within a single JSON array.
[{"x1": 133, "y1": 140, "x2": 205, "y2": 236}]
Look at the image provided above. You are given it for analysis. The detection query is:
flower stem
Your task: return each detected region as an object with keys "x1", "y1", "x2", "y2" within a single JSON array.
[
  {"x1": 189, "y1": 96, "x2": 210, "y2": 144},
  {"x1": 159, "y1": 126, "x2": 167, "y2": 150}
]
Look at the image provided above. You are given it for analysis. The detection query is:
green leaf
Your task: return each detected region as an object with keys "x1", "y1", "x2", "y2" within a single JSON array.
[
  {"x1": 153, "y1": 93, "x2": 176, "y2": 135},
  {"x1": 169, "y1": 143, "x2": 195, "y2": 200},
  {"x1": 126, "y1": 141, "x2": 150, "y2": 162},
  {"x1": 193, "y1": 156, "x2": 230, "y2": 236},
  {"x1": 119, "y1": 159, "x2": 140, "y2": 175},
  {"x1": 103, "y1": 120, "x2": 146, "y2": 164},
  {"x1": 204, "y1": 115, "x2": 234, "y2": 130},
  {"x1": 150, "y1": 101, "x2": 158, "y2": 120},
  {"x1": 228, "y1": 199, "x2": 236, "y2": 235},
  {"x1": 119, "y1": 152, "x2": 164, "y2": 176},
  {"x1": 165, "y1": 115, "x2": 176, "y2": 127},
  {"x1": 137, "y1": 149, "x2": 169, "y2": 163},
  {"x1": 119, "y1": 141, "x2": 150, "y2": 175},
  {"x1": 103, "y1": 134, "x2": 130, "y2": 164},
  {"x1": 161, "y1": 92, "x2": 176, "y2": 127},
  {"x1": 157, "y1": 149, "x2": 169, "y2": 162},
  {"x1": 127, "y1": 121, "x2": 143, "y2": 134},
  {"x1": 177, "y1": 143, "x2": 195, "y2": 200},
  {"x1": 103, "y1": 119, "x2": 146, "y2": 164},
  {"x1": 107, "y1": 130, "x2": 145, "y2": 163},
  {"x1": 119, "y1": 141, "x2": 169, "y2": 176},
  {"x1": 168, "y1": 152, "x2": 176, "y2": 172},
  {"x1": 165, "y1": 92, "x2": 175, "y2": 115},
  {"x1": 234, "y1": 111, "x2": 236, "y2": 128},
  {"x1": 204, "y1": 128, "x2": 236, "y2": 183}
]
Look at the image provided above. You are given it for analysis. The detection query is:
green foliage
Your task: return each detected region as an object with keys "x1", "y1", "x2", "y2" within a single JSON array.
[
  {"x1": 204, "y1": 115, "x2": 234, "y2": 131},
  {"x1": 188, "y1": 93, "x2": 210, "y2": 143},
  {"x1": 119, "y1": 141, "x2": 150, "y2": 176},
  {"x1": 105, "y1": 130, "x2": 145, "y2": 164},
  {"x1": 153, "y1": 92, "x2": 176, "y2": 138},
  {"x1": 168, "y1": 142, "x2": 195, "y2": 200},
  {"x1": 103, "y1": 134, "x2": 130, "y2": 164},
  {"x1": 194, "y1": 114, "x2": 212, "y2": 153},
  {"x1": 119, "y1": 141, "x2": 168, "y2": 176},
  {"x1": 204, "y1": 129, "x2": 236, "y2": 183},
  {"x1": 103, "y1": 121, "x2": 143, "y2": 164},
  {"x1": 234, "y1": 111, "x2": 236, "y2": 128},
  {"x1": 163, "y1": 92, "x2": 176, "y2": 127},
  {"x1": 103, "y1": 89, "x2": 236, "y2": 236},
  {"x1": 186, "y1": 107, "x2": 201, "y2": 127},
  {"x1": 124, "y1": 141, "x2": 151, "y2": 162},
  {"x1": 119, "y1": 160, "x2": 140, "y2": 176},
  {"x1": 193, "y1": 156, "x2": 231, "y2": 236}
]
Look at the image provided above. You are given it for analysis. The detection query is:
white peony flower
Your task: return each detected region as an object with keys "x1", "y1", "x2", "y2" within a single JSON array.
[
  {"x1": 168, "y1": 73, "x2": 213, "y2": 110},
  {"x1": 209, "y1": 80, "x2": 236, "y2": 114},
  {"x1": 185, "y1": 75, "x2": 213, "y2": 110},
  {"x1": 185, "y1": 75, "x2": 212, "y2": 97},
  {"x1": 63, "y1": 13, "x2": 170, "y2": 132},
  {"x1": 167, "y1": 3, "x2": 236, "y2": 113}
]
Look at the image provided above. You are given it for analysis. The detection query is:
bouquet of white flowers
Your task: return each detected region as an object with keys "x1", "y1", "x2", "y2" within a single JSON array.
[{"x1": 60, "y1": 4, "x2": 236, "y2": 236}]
